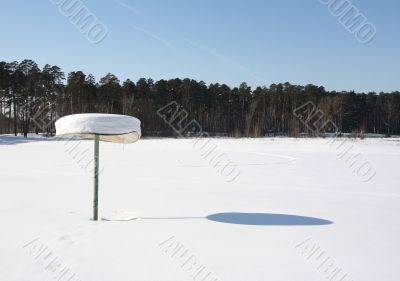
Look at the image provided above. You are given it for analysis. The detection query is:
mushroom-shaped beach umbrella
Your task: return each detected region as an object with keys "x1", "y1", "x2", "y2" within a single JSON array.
[{"x1": 55, "y1": 114, "x2": 141, "y2": 221}]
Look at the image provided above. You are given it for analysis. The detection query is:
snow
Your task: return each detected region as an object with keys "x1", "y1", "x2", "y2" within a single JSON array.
[
  {"x1": 0, "y1": 136, "x2": 399, "y2": 281},
  {"x1": 55, "y1": 114, "x2": 141, "y2": 143}
]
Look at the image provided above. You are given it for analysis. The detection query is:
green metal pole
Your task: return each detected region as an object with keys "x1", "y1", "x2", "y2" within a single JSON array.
[{"x1": 93, "y1": 134, "x2": 99, "y2": 221}]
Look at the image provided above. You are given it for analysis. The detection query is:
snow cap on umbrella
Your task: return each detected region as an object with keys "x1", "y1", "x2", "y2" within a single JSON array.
[{"x1": 55, "y1": 114, "x2": 141, "y2": 144}]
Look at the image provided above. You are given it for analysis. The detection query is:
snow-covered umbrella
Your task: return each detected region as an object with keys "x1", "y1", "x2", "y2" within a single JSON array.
[{"x1": 55, "y1": 114, "x2": 141, "y2": 220}]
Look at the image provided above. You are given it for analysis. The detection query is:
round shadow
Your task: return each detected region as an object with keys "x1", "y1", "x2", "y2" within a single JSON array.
[{"x1": 206, "y1": 212, "x2": 333, "y2": 226}]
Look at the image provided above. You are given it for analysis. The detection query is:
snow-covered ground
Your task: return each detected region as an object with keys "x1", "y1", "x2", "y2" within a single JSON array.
[{"x1": 1, "y1": 135, "x2": 399, "y2": 281}]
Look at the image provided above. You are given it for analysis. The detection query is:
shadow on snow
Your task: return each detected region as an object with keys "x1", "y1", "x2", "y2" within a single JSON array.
[
  {"x1": 106, "y1": 212, "x2": 333, "y2": 226},
  {"x1": 206, "y1": 212, "x2": 333, "y2": 226}
]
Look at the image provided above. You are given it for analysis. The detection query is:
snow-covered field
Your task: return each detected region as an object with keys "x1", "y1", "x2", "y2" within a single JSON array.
[{"x1": 1, "y1": 135, "x2": 399, "y2": 281}]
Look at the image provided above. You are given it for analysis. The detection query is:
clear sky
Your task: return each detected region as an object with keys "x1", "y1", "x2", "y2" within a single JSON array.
[{"x1": 1, "y1": 0, "x2": 399, "y2": 92}]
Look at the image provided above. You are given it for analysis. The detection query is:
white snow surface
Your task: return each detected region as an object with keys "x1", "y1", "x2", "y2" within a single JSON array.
[
  {"x1": 0, "y1": 136, "x2": 399, "y2": 281},
  {"x1": 55, "y1": 114, "x2": 141, "y2": 143}
]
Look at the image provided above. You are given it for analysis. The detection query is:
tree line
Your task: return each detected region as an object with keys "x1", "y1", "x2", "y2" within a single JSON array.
[{"x1": 1, "y1": 59, "x2": 399, "y2": 137}]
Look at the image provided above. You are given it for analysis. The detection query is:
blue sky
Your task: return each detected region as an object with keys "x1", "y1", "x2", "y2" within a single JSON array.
[{"x1": 1, "y1": 0, "x2": 399, "y2": 92}]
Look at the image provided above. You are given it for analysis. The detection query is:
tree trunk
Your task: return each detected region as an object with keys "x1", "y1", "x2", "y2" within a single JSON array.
[{"x1": 13, "y1": 93, "x2": 17, "y2": 136}]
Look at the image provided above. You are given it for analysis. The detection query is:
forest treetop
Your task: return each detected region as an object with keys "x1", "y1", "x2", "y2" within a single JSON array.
[{"x1": 1, "y1": 59, "x2": 399, "y2": 137}]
